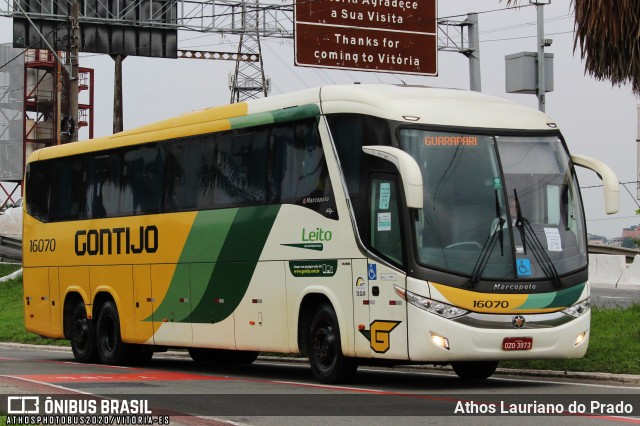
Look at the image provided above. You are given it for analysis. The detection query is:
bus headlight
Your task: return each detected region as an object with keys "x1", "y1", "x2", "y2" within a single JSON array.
[
  {"x1": 561, "y1": 298, "x2": 590, "y2": 318},
  {"x1": 395, "y1": 286, "x2": 468, "y2": 319}
]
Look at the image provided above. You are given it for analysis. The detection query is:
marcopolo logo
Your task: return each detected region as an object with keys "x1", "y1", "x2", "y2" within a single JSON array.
[{"x1": 75, "y1": 226, "x2": 158, "y2": 256}]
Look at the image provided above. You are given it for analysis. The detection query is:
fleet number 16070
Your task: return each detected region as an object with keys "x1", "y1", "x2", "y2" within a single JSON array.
[{"x1": 29, "y1": 238, "x2": 56, "y2": 253}]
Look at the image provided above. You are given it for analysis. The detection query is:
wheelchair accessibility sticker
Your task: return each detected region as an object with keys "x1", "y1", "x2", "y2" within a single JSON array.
[
  {"x1": 517, "y1": 258, "x2": 532, "y2": 276},
  {"x1": 368, "y1": 263, "x2": 377, "y2": 280}
]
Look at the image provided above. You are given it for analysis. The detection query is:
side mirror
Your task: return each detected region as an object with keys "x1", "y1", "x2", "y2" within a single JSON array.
[
  {"x1": 571, "y1": 153, "x2": 619, "y2": 214},
  {"x1": 362, "y1": 146, "x2": 423, "y2": 208}
]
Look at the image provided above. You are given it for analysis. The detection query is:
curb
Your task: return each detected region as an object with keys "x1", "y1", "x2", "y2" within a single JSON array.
[
  {"x1": 0, "y1": 268, "x2": 22, "y2": 283},
  {"x1": 1, "y1": 342, "x2": 638, "y2": 385}
]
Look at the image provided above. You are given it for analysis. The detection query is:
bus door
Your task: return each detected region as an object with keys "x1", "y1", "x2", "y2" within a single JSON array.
[{"x1": 363, "y1": 175, "x2": 408, "y2": 360}]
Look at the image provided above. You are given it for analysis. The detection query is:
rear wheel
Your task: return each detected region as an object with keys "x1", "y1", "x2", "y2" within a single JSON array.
[
  {"x1": 307, "y1": 304, "x2": 357, "y2": 384},
  {"x1": 70, "y1": 303, "x2": 98, "y2": 363},
  {"x1": 451, "y1": 361, "x2": 499, "y2": 380},
  {"x1": 96, "y1": 301, "x2": 131, "y2": 365}
]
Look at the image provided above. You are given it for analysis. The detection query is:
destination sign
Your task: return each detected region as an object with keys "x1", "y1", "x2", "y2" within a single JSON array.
[{"x1": 294, "y1": 0, "x2": 437, "y2": 75}]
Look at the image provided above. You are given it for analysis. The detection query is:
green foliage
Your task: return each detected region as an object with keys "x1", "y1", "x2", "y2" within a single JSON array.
[
  {"x1": 0, "y1": 264, "x2": 21, "y2": 277},
  {"x1": 502, "y1": 305, "x2": 640, "y2": 374},
  {"x1": 0, "y1": 276, "x2": 67, "y2": 346}
]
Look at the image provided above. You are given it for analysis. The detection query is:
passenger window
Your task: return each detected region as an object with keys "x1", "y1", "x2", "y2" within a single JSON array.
[
  {"x1": 50, "y1": 156, "x2": 84, "y2": 221},
  {"x1": 165, "y1": 137, "x2": 215, "y2": 211},
  {"x1": 120, "y1": 145, "x2": 165, "y2": 215},
  {"x1": 25, "y1": 161, "x2": 52, "y2": 222},
  {"x1": 85, "y1": 153, "x2": 122, "y2": 218}
]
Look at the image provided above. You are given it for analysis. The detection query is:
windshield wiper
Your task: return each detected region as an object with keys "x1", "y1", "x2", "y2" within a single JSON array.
[
  {"x1": 466, "y1": 190, "x2": 505, "y2": 288},
  {"x1": 512, "y1": 189, "x2": 562, "y2": 288}
]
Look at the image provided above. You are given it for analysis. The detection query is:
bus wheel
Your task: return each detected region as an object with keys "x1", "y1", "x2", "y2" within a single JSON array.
[
  {"x1": 451, "y1": 361, "x2": 499, "y2": 380},
  {"x1": 130, "y1": 345, "x2": 154, "y2": 365},
  {"x1": 308, "y1": 304, "x2": 357, "y2": 384},
  {"x1": 70, "y1": 303, "x2": 98, "y2": 363},
  {"x1": 96, "y1": 301, "x2": 129, "y2": 365},
  {"x1": 188, "y1": 348, "x2": 213, "y2": 363}
]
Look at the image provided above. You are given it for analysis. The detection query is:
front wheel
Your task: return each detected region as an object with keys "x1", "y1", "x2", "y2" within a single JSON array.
[
  {"x1": 451, "y1": 361, "x2": 499, "y2": 380},
  {"x1": 70, "y1": 303, "x2": 98, "y2": 363},
  {"x1": 307, "y1": 304, "x2": 357, "y2": 384}
]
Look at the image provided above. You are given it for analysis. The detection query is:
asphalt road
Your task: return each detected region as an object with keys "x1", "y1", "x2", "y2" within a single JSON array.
[
  {"x1": 0, "y1": 344, "x2": 638, "y2": 426},
  {"x1": 591, "y1": 285, "x2": 640, "y2": 308}
]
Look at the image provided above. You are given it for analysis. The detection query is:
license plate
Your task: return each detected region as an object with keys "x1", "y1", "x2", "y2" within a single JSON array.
[{"x1": 502, "y1": 337, "x2": 533, "y2": 351}]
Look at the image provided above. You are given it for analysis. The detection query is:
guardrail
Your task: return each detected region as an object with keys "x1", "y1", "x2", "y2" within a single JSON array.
[
  {"x1": 588, "y1": 244, "x2": 640, "y2": 263},
  {"x1": 0, "y1": 236, "x2": 22, "y2": 261},
  {"x1": 0, "y1": 236, "x2": 21, "y2": 251}
]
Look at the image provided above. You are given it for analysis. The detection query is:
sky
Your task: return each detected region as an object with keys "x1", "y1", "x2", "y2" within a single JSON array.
[{"x1": 1, "y1": 0, "x2": 639, "y2": 238}]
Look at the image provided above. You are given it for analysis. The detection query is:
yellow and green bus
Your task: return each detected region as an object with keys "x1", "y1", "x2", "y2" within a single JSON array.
[{"x1": 23, "y1": 84, "x2": 618, "y2": 383}]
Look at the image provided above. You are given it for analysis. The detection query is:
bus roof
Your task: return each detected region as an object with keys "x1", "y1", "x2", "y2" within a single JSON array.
[{"x1": 30, "y1": 84, "x2": 556, "y2": 162}]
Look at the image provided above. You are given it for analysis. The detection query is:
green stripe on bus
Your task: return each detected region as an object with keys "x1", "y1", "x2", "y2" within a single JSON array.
[
  {"x1": 518, "y1": 283, "x2": 585, "y2": 310},
  {"x1": 228, "y1": 104, "x2": 320, "y2": 130},
  {"x1": 146, "y1": 209, "x2": 237, "y2": 323},
  {"x1": 188, "y1": 204, "x2": 281, "y2": 323},
  {"x1": 148, "y1": 205, "x2": 281, "y2": 324}
]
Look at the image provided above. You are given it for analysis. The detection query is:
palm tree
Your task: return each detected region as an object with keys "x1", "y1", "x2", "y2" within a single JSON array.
[{"x1": 504, "y1": 1, "x2": 640, "y2": 93}]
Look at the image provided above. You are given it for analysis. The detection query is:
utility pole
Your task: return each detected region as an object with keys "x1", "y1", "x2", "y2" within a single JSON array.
[
  {"x1": 532, "y1": 0, "x2": 551, "y2": 112},
  {"x1": 637, "y1": 105, "x2": 640, "y2": 200},
  {"x1": 465, "y1": 13, "x2": 481, "y2": 92},
  {"x1": 112, "y1": 54, "x2": 125, "y2": 133},
  {"x1": 68, "y1": 0, "x2": 80, "y2": 142}
]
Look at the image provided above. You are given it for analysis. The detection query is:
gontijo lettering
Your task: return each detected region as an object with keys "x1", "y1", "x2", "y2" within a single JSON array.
[{"x1": 75, "y1": 226, "x2": 158, "y2": 256}]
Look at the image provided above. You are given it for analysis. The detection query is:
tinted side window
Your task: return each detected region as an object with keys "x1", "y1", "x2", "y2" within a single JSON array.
[
  {"x1": 213, "y1": 130, "x2": 268, "y2": 208},
  {"x1": 165, "y1": 136, "x2": 215, "y2": 212},
  {"x1": 84, "y1": 153, "x2": 122, "y2": 218},
  {"x1": 121, "y1": 144, "x2": 165, "y2": 215},
  {"x1": 25, "y1": 161, "x2": 51, "y2": 222},
  {"x1": 270, "y1": 120, "x2": 337, "y2": 219},
  {"x1": 326, "y1": 114, "x2": 391, "y2": 197},
  {"x1": 50, "y1": 156, "x2": 84, "y2": 221}
]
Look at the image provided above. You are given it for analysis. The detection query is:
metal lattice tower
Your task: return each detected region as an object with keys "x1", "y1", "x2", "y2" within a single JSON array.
[{"x1": 229, "y1": 1, "x2": 269, "y2": 103}]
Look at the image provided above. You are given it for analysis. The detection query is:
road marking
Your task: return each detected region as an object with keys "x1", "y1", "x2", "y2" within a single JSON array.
[{"x1": 12, "y1": 371, "x2": 229, "y2": 383}]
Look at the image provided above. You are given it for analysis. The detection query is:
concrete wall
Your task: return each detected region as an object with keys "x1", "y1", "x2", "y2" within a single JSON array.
[{"x1": 589, "y1": 254, "x2": 640, "y2": 287}]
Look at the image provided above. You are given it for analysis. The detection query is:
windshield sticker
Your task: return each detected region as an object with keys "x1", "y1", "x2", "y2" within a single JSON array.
[
  {"x1": 379, "y1": 182, "x2": 391, "y2": 209},
  {"x1": 423, "y1": 135, "x2": 478, "y2": 147},
  {"x1": 377, "y1": 212, "x2": 392, "y2": 231},
  {"x1": 517, "y1": 258, "x2": 532, "y2": 277},
  {"x1": 543, "y1": 228, "x2": 562, "y2": 252},
  {"x1": 493, "y1": 177, "x2": 503, "y2": 189}
]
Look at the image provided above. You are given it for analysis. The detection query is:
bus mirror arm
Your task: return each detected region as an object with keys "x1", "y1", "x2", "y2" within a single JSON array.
[
  {"x1": 571, "y1": 153, "x2": 619, "y2": 215},
  {"x1": 362, "y1": 146, "x2": 424, "y2": 208}
]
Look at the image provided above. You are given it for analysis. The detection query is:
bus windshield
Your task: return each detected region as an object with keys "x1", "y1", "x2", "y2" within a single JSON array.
[{"x1": 399, "y1": 130, "x2": 586, "y2": 282}]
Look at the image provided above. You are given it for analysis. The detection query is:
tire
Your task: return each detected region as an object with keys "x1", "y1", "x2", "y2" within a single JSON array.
[
  {"x1": 451, "y1": 361, "x2": 499, "y2": 380},
  {"x1": 189, "y1": 348, "x2": 258, "y2": 364},
  {"x1": 70, "y1": 303, "x2": 98, "y2": 363},
  {"x1": 95, "y1": 301, "x2": 131, "y2": 365},
  {"x1": 307, "y1": 304, "x2": 357, "y2": 384},
  {"x1": 188, "y1": 348, "x2": 214, "y2": 363}
]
